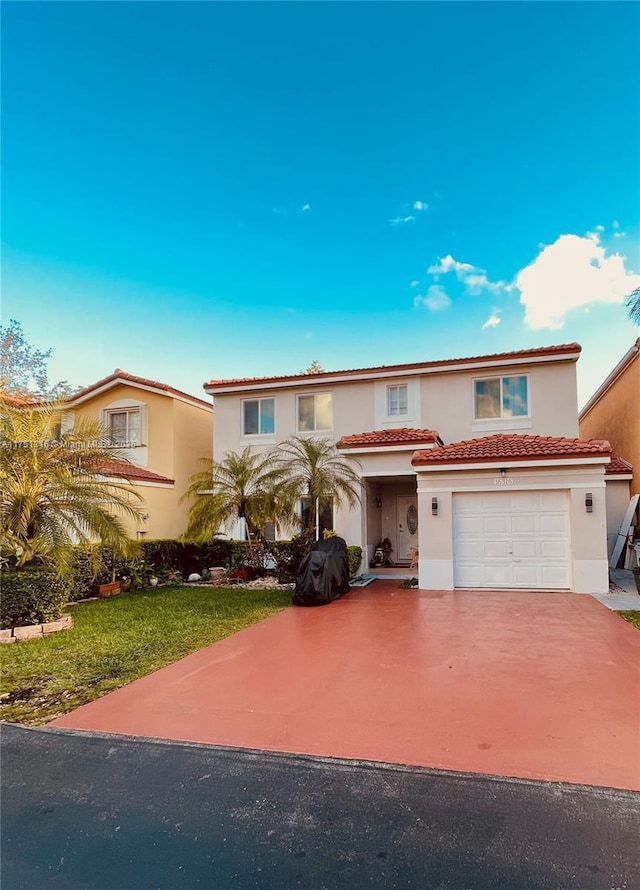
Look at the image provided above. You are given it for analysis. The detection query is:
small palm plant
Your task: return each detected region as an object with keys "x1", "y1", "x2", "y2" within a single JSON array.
[
  {"x1": 273, "y1": 436, "x2": 362, "y2": 539},
  {"x1": 182, "y1": 447, "x2": 285, "y2": 565},
  {"x1": 0, "y1": 403, "x2": 143, "y2": 573}
]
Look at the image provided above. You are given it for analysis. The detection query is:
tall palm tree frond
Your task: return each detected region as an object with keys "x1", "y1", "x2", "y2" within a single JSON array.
[{"x1": 1, "y1": 404, "x2": 143, "y2": 570}]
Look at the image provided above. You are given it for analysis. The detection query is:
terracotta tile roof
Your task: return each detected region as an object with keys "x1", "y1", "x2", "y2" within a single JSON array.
[
  {"x1": 95, "y1": 458, "x2": 174, "y2": 485},
  {"x1": 68, "y1": 370, "x2": 212, "y2": 410},
  {"x1": 411, "y1": 434, "x2": 613, "y2": 467},
  {"x1": 605, "y1": 455, "x2": 633, "y2": 476},
  {"x1": 205, "y1": 343, "x2": 582, "y2": 390},
  {"x1": 337, "y1": 428, "x2": 443, "y2": 449},
  {"x1": 0, "y1": 392, "x2": 35, "y2": 407}
]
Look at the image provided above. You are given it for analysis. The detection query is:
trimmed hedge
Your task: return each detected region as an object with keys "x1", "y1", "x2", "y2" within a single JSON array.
[
  {"x1": 61, "y1": 538, "x2": 364, "y2": 600},
  {"x1": 1, "y1": 569, "x2": 73, "y2": 629}
]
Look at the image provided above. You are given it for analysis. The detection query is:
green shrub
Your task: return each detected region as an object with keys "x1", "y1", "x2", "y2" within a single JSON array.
[
  {"x1": 1, "y1": 568, "x2": 73, "y2": 629},
  {"x1": 347, "y1": 546, "x2": 363, "y2": 580},
  {"x1": 67, "y1": 544, "x2": 101, "y2": 601}
]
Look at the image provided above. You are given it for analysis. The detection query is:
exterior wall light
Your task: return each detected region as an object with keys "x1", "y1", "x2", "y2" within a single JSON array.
[
  {"x1": 432, "y1": 497, "x2": 438, "y2": 516},
  {"x1": 585, "y1": 493, "x2": 593, "y2": 513}
]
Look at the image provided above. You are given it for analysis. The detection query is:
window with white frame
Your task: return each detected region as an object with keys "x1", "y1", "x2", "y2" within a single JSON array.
[
  {"x1": 297, "y1": 393, "x2": 332, "y2": 432},
  {"x1": 387, "y1": 384, "x2": 408, "y2": 416},
  {"x1": 242, "y1": 398, "x2": 275, "y2": 435},
  {"x1": 107, "y1": 408, "x2": 142, "y2": 446},
  {"x1": 300, "y1": 497, "x2": 334, "y2": 539},
  {"x1": 474, "y1": 375, "x2": 528, "y2": 419}
]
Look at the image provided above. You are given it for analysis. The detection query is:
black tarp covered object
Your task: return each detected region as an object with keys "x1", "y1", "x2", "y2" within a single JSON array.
[{"x1": 292, "y1": 536, "x2": 351, "y2": 606}]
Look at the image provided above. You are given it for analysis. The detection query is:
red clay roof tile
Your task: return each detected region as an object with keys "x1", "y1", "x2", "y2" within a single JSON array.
[
  {"x1": 337, "y1": 428, "x2": 443, "y2": 448},
  {"x1": 605, "y1": 455, "x2": 633, "y2": 475},
  {"x1": 205, "y1": 343, "x2": 581, "y2": 389},
  {"x1": 411, "y1": 434, "x2": 613, "y2": 467},
  {"x1": 96, "y1": 458, "x2": 174, "y2": 485}
]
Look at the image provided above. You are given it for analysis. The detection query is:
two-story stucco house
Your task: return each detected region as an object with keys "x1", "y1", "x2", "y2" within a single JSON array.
[
  {"x1": 205, "y1": 343, "x2": 622, "y2": 595},
  {"x1": 62, "y1": 370, "x2": 213, "y2": 540}
]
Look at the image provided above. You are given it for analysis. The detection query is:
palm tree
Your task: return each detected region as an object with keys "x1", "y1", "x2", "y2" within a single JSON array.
[
  {"x1": 627, "y1": 286, "x2": 640, "y2": 325},
  {"x1": 181, "y1": 447, "x2": 284, "y2": 563},
  {"x1": 274, "y1": 436, "x2": 362, "y2": 540},
  {"x1": 1, "y1": 403, "x2": 143, "y2": 572}
]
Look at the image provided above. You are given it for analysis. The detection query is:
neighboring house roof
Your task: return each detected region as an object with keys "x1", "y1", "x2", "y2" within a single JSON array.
[
  {"x1": 65, "y1": 370, "x2": 213, "y2": 411},
  {"x1": 605, "y1": 456, "x2": 633, "y2": 477},
  {"x1": 411, "y1": 434, "x2": 613, "y2": 467},
  {"x1": 95, "y1": 458, "x2": 175, "y2": 485},
  {"x1": 337, "y1": 428, "x2": 443, "y2": 449},
  {"x1": 579, "y1": 338, "x2": 640, "y2": 419},
  {"x1": 0, "y1": 392, "x2": 37, "y2": 407},
  {"x1": 205, "y1": 343, "x2": 582, "y2": 393}
]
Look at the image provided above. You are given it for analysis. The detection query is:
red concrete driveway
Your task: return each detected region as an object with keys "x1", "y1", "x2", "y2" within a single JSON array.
[{"x1": 50, "y1": 583, "x2": 640, "y2": 791}]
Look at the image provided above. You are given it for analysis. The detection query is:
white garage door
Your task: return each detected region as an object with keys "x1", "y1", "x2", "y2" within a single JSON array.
[{"x1": 453, "y1": 491, "x2": 571, "y2": 589}]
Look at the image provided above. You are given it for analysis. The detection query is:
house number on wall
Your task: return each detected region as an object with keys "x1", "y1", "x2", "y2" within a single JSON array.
[{"x1": 494, "y1": 477, "x2": 514, "y2": 486}]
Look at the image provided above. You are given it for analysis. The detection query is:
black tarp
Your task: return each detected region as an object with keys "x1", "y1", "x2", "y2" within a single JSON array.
[{"x1": 292, "y1": 536, "x2": 351, "y2": 607}]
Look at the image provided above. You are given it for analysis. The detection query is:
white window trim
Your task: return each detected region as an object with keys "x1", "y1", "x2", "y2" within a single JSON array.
[
  {"x1": 296, "y1": 392, "x2": 333, "y2": 433},
  {"x1": 101, "y1": 399, "x2": 149, "y2": 466},
  {"x1": 472, "y1": 373, "x2": 530, "y2": 422},
  {"x1": 387, "y1": 383, "x2": 409, "y2": 417},
  {"x1": 241, "y1": 397, "x2": 276, "y2": 438}
]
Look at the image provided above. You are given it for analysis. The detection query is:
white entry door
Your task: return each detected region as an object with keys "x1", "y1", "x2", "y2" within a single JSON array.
[
  {"x1": 453, "y1": 491, "x2": 571, "y2": 589},
  {"x1": 397, "y1": 496, "x2": 418, "y2": 561}
]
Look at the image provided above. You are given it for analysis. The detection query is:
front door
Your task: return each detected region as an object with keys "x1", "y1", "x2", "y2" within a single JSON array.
[{"x1": 397, "y1": 496, "x2": 418, "y2": 562}]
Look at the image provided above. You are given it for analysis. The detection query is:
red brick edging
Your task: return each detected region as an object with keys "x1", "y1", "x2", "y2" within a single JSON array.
[{"x1": 0, "y1": 614, "x2": 73, "y2": 644}]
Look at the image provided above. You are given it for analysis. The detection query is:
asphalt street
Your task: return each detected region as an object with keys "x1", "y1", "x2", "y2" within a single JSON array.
[{"x1": 2, "y1": 724, "x2": 639, "y2": 890}]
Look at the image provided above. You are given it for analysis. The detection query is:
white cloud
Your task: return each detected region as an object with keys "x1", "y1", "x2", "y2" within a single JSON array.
[
  {"x1": 612, "y1": 220, "x2": 620, "y2": 229},
  {"x1": 413, "y1": 200, "x2": 429, "y2": 211},
  {"x1": 413, "y1": 285, "x2": 452, "y2": 311},
  {"x1": 390, "y1": 215, "x2": 415, "y2": 225},
  {"x1": 410, "y1": 280, "x2": 420, "y2": 288},
  {"x1": 517, "y1": 233, "x2": 640, "y2": 330},
  {"x1": 482, "y1": 313, "x2": 501, "y2": 329},
  {"x1": 427, "y1": 255, "x2": 477, "y2": 277},
  {"x1": 594, "y1": 224, "x2": 605, "y2": 232},
  {"x1": 301, "y1": 204, "x2": 311, "y2": 212}
]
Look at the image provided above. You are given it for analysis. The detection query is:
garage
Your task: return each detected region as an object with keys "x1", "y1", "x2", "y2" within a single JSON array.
[
  {"x1": 412, "y1": 433, "x2": 613, "y2": 594},
  {"x1": 453, "y1": 490, "x2": 571, "y2": 589}
]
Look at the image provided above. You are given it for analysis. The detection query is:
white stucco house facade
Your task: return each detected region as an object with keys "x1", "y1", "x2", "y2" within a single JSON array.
[{"x1": 205, "y1": 343, "x2": 627, "y2": 594}]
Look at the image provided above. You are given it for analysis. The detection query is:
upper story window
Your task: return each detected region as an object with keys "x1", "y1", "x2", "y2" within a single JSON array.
[
  {"x1": 387, "y1": 384, "x2": 408, "y2": 416},
  {"x1": 107, "y1": 408, "x2": 141, "y2": 446},
  {"x1": 297, "y1": 393, "x2": 332, "y2": 432},
  {"x1": 474, "y1": 375, "x2": 529, "y2": 419},
  {"x1": 243, "y1": 398, "x2": 275, "y2": 436}
]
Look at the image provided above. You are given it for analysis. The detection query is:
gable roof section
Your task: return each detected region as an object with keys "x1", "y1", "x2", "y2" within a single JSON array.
[
  {"x1": 66, "y1": 370, "x2": 213, "y2": 411},
  {"x1": 205, "y1": 343, "x2": 581, "y2": 393},
  {"x1": 579, "y1": 338, "x2": 640, "y2": 419},
  {"x1": 95, "y1": 458, "x2": 174, "y2": 485},
  {"x1": 337, "y1": 428, "x2": 443, "y2": 449},
  {"x1": 411, "y1": 434, "x2": 612, "y2": 468}
]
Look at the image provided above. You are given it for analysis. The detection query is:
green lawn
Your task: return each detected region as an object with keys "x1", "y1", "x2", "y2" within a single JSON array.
[
  {"x1": 0, "y1": 584, "x2": 291, "y2": 726},
  {"x1": 617, "y1": 610, "x2": 640, "y2": 630}
]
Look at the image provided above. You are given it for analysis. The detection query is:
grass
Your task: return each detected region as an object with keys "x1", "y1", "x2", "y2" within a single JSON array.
[
  {"x1": 617, "y1": 610, "x2": 640, "y2": 630},
  {"x1": 0, "y1": 584, "x2": 291, "y2": 726}
]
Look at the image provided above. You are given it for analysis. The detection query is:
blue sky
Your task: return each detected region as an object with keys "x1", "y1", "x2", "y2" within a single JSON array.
[{"x1": 3, "y1": 2, "x2": 639, "y2": 407}]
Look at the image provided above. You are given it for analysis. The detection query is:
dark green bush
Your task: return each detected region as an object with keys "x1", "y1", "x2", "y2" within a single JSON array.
[
  {"x1": 347, "y1": 546, "x2": 363, "y2": 579},
  {"x1": 66, "y1": 544, "x2": 101, "y2": 601},
  {"x1": 1, "y1": 568, "x2": 73, "y2": 629}
]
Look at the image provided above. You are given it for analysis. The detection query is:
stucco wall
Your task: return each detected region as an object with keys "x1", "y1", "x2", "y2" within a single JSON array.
[
  {"x1": 71, "y1": 385, "x2": 212, "y2": 540},
  {"x1": 213, "y1": 358, "x2": 579, "y2": 459},
  {"x1": 420, "y1": 360, "x2": 579, "y2": 443},
  {"x1": 580, "y1": 350, "x2": 639, "y2": 496}
]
